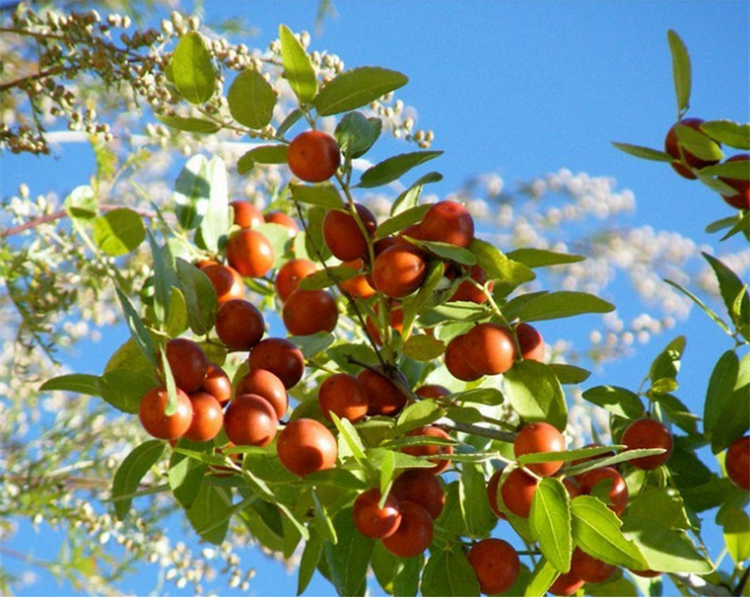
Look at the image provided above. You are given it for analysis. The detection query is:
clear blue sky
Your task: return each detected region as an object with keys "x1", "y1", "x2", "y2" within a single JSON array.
[{"x1": 4, "y1": 1, "x2": 749, "y2": 596}]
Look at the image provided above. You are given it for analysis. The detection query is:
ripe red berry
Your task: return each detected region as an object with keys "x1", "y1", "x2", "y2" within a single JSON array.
[
  {"x1": 501, "y1": 468, "x2": 538, "y2": 518},
  {"x1": 230, "y1": 200, "x2": 264, "y2": 228},
  {"x1": 726, "y1": 436, "x2": 750, "y2": 491},
  {"x1": 282, "y1": 289, "x2": 338, "y2": 336},
  {"x1": 200, "y1": 263, "x2": 244, "y2": 304},
  {"x1": 381, "y1": 501, "x2": 433, "y2": 558},
  {"x1": 352, "y1": 488, "x2": 401, "y2": 539},
  {"x1": 164, "y1": 338, "x2": 209, "y2": 393},
  {"x1": 513, "y1": 422, "x2": 566, "y2": 477},
  {"x1": 318, "y1": 373, "x2": 369, "y2": 423},
  {"x1": 276, "y1": 418, "x2": 338, "y2": 477},
  {"x1": 420, "y1": 200, "x2": 474, "y2": 248},
  {"x1": 357, "y1": 368, "x2": 408, "y2": 416},
  {"x1": 664, "y1": 117, "x2": 720, "y2": 179},
  {"x1": 444, "y1": 334, "x2": 482, "y2": 382},
  {"x1": 183, "y1": 391, "x2": 224, "y2": 442},
  {"x1": 391, "y1": 469, "x2": 446, "y2": 520},
  {"x1": 275, "y1": 259, "x2": 318, "y2": 303},
  {"x1": 224, "y1": 394, "x2": 277, "y2": 447},
  {"x1": 402, "y1": 426, "x2": 454, "y2": 474},
  {"x1": 139, "y1": 386, "x2": 193, "y2": 440},
  {"x1": 322, "y1": 204, "x2": 377, "y2": 262},
  {"x1": 372, "y1": 245, "x2": 427, "y2": 298},
  {"x1": 577, "y1": 467, "x2": 629, "y2": 515},
  {"x1": 516, "y1": 322, "x2": 545, "y2": 361},
  {"x1": 463, "y1": 323, "x2": 516, "y2": 376},
  {"x1": 248, "y1": 338, "x2": 305, "y2": 389},
  {"x1": 226, "y1": 229, "x2": 274, "y2": 278},
  {"x1": 467, "y1": 538, "x2": 520, "y2": 596},
  {"x1": 215, "y1": 299, "x2": 265, "y2": 351},
  {"x1": 719, "y1": 154, "x2": 750, "y2": 210},
  {"x1": 570, "y1": 547, "x2": 617, "y2": 584},
  {"x1": 235, "y1": 368, "x2": 288, "y2": 419},
  {"x1": 621, "y1": 419, "x2": 673, "y2": 470},
  {"x1": 287, "y1": 130, "x2": 341, "y2": 183},
  {"x1": 200, "y1": 363, "x2": 232, "y2": 406}
]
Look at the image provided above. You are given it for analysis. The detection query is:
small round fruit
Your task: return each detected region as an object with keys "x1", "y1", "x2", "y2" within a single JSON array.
[
  {"x1": 501, "y1": 468, "x2": 538, "y2": 518},
  {"x1": 516, "y1": 322, "x2": 545, "y2": 361},
  {"x1": 139, "y1": 386, "x2": 193, "y2": 440},
  {"x1": 282, "y1": 289, "x2": 338, "y2": 336},
  {"x1": 248, "y1": 338, "x2": 305, "y2": 389},
  {"x1": 621, "y1": 419, "x2": 673, "y2": 470},
  {"x1": 548, "y1": 571, "x2": 585, "y2": 597},
  {"x1": 275, "y1": 259, "x2": 318, "y2": 303},
  {"x1": 183, "y1": 391, "x2": 224, "y2": 442},
  {"x1": 373, "y1": 245, "x2": 427, "y2": 298},
  {"x1": 235, "y1": 368, "x2": 288, "y2": 419},
  {"x1": 340, "y1": 259, "x2": 376, "y2": 299},
  {"x1": 224, "y1": 394, "x2": 277, "y2": 447},
  {"x1": 514, "y1": 422, "x2": 566, "y2": 477},
  {"x1": 570, "y1": 547, "x2": 616, "y2": 584},
  {"x1": 200, "y1": 263, "x2": 244, "y2": 303},
  {"x1": 463, "y1": 323, "x2": 516, "y2": 376},
  {"x1": 322, "y1": 204, "x2": 377, "y2": 262},
  {"x1": 165, "y1": 338, "x2": 209, "y2": 393},
  {"x1": 287, "y1": 130, "x2": 341, "y2": 183},
  {"x1": 318, "y1": 373, "x2": 369, "y2": 423},
  {"x1": 719, "y1": 154, "x2": 750, "y2": 210},
  {"x1": 449, "y1": 264, "x2": 494, "y2": 304},
  {"x1": 391, "y1": 469, "x2": 446, "y2": 519},
  {"x1": 402, "y1": 426, "x2": 454, "y2": 474},
  {"x1": 264, "y1": 211, "x2": 299, "y2": 235},
  {"x1": 467, "y1": 538, "x2": 520, "y2": 596},
  {"x1": 230, "y1": 200, "x2": 264, "y2": 228},
  {"x1": 226, "y1": 229, "x2": 274, "y2": 278},
  {"x1": 215, "y1": 299, "x2": 265, "y2": 351},
  {"x1": 381, "y1": 501, "x2": 434, "y2": 558},
  {"x1": 420, "y1": 200, "x2": 474, "y2": 248},
  {"x1": 486, "y1": 470, "x2": 506, "y2": 519},
  {"x1": 200, "y1": 363, "x2": 232, "y2": 406},
  {"x1": 563, "y1": 477, "x2": 582, "y2": 499},
  {"x1": 444, "y1": 334, "x2": 482, "y2": 382},
  {"x1": 726, "y1": 435, "x2": 750, "y2": 491},
  {"x1": 577, "y1": 466, "x2": 629, "y2": 515},
  {"x1": 415, "y1": 384, "x2": 451, "y2": 400},
  {"x1": 664, "y1": 117, "x2": 720, "y2": 179},
  {"x1": 357, "y1": 368, "x2": 408, "y2": 416},
  {"x1": 352, "y1": 488, "x2": 401, "y2": 539},
  {"x1": 277, "y1": 418, "x2": 338, "y2": 477}
]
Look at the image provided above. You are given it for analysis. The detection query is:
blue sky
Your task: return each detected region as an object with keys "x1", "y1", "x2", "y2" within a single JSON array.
[{"x1": 4, "y1": 1, "x2": 749, "y2": 596}]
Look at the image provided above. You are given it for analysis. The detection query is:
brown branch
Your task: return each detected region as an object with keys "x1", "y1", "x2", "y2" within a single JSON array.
[{"x1": 0, "y1": 64, "x2": 66, "y2": 94}]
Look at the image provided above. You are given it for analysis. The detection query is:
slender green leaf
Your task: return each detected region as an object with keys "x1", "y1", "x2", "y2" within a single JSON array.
[
  {"x1": 665, "y1": 279, "x2": 732, "y2": 336},
  {"x1": 395, "y1": 399, "x2": 445, "y2": 433},
  {"x1": 174, "y1": 154, "x2": 211, "y2": 230},
  {"x1": 185, "y1": 483, "x2": 232, "y2": 545},
  {"x1": 506, "y1": 248, "x2": 586, "y2": 269},
  {"x1": 421, "y1": 549, "x2": 480, "y2": 597},
  {"x1": 470, "y1": 238, "x2": 535, "y2": 288},
  {"x1": 721, "y1": 507, "x2": 750, "y2": 564},
  {"x1": 171, "y1": 32, "x2": 215, "y2": 104},
  {"x1": 279, "y1": 25, "x2": 317, "y2": 104},
  {"x1": 115, "y1": 288, "x2": 157, "y2": 365},
  {"x1": 524, "y1": 558, "x2": 558, "y2": 598},
  {"x1": 100, "y1": 368, "x2": 159, "y2": 414},
  {"x1": 290, "y1": 181, "x2": 344, "y2": 209},
  {"x1": 376, "y1": 204, "x2": 431, "y2": 238},
  {"x1": 358, "y1": 151, "x2": 443, "y2": 188},
  {"x1": 709, "y1": 353, "x2": 750, "y2": 453},
  {"x1": 699, "y1": 120, "x2": 750, "y2": 151},
  {"x1": 111, "y1": 440, "x2": 165, "y2": 520},
  {"x1": 611, "y1": 142, "x2": 673, "y2": 162},
  {"x1": 325, "y1": 508, "x2": 374, "y2": 597},
  {"x1": 548, "y1": 363, "x2": 591, "y2": 385},
  {"x1": 506, "y1": 291, "x2": 615, "y2": 322},
  {"x1": 459, "y1": 463, "x2": 496, "y2": 539},
  {"x1": 166, "y1": 286, "x2": 189, "y2": 337},
  {"x1": 649, "y1": 336, "x2": 685, "y2": 384},
  {"x1": 146, "y1": 231, "x2": 171, "y2": 324},
  {"x1": 168, "y1": 439, "x2": 211, "y2": 510},
  {"x1": 155, "y1": 114, "x2": 220, "y2": 133},
  {"x1": 410, "y1": 238, "x2": 476, "y2": 266},
  {"x1": 175, "y1": 258, "x2": 218, "y2": 336},
  {"x1": 315, "y1": 67, "x2": 408, "y2": 116},
  {"x1": 703, "y1": 252, "x2": 750, "y2": 333},
  {"x1": 237, "y1": 144, "x2": 288, "y2": 175},
  {"x1": 40, "y1": 374, "x2": 101, "y2": 396},
  {"x1": 667, "y1": 30, "x2": 691, "y2": 115},
  {"x1": 228, "y1": 68, "x2": 276, "y2": 129},
  {"x1": 199, "y1": 156, "x2": 230, "y2": 253},
  {"x1": 531, "y1": 478, "x2": 572, "y2": 573},
  {"x1": 391, "y1": 171, "x2": 443, "y2": 216},
  {"x1": 403, "y1": 334, "x2": 446, "y2": 362},
  {"x1": 334, "y1": 112, "x2": 382, "y2": 159}
]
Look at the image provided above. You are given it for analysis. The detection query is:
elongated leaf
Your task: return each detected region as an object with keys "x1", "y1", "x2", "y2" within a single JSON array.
[
  {"x1": 168, "y1": 439, "x2": 210, "y2": 509},
  {"x1": 325, "y1": 509, "x2": 374, "y2": 597},
  {"x1": 675, "y1": 124, "x2": 723, "y2": 162},
  {"x1": 709, "y1": 353, "x2": 750, "y2": 453},
  {"x1": 376, "y1": 204, "x2": 431, "y2": 238},
  {"x1": 699, "y1": 158, "x2": 750, "y2": 179},
  {"x1": 175, "y1": 258, "x2": 218, "y2": 336},
  {"x1": 312, "y1": 490, "x2": 337, "y2": 545},
  {"x1": 100, "y1": 368, "x2": 159, "y2": 414},
  {"x1": 228, "y1": 69, "x2": 276, "y2": 129},
  {"x1": 503, "y1": 361, "x2": 567, "y2": 430},
  {"x1": 298, "y1": 534, "x2": 324, "y2": 595},
  {"x1": 237, "y1": 144, "x2": 288, "y2": 175},
  {"x1": 721, "y1": 507, "x2": 750, "y2": 564},
  {"x1": 334, "y1": 112, "x2": 382, "y2": 159},
  {"x1": 450, "y1": 387, "x2": 504, "y2": 406},
  {"x1": 699, "y1": 120, "x2": 750, "y2": 151},
  {"x1": 410, "y1": 238, "x2": 476, "y2": 266},
  {"x1": 358, "y1": 151, "x2": 443, "y2": 188},
  {"x1": 185, "y1": 483, "x2": 232, "y2": 545},
  {"x1": 171, "y1": 32, "x2": 215, "y2": 104},
  {"x1": 391, "y1": 171, "x2": 443, "y2": 216},
  {"x1": 506, "y1": 291, "x2": 615, "y2": 322},
  {"x1": 403, "y1": 335, "x2": 446, "y2": 362},
  {"x1": 506, "y1": 248, "x2": 585, "y2": 268},
  {"x1": 290, "y1": 181, "x2": 344, "y2": 209},
  {"x1": 703, "y1": 252, "x2": 750, "y2": 334},
  {"x1": 111, "y1": 440, "x2": 165, "y2": 520},
  {"x1": 524, "y1": 558, "x2": 558, "y2": 598},
  {"x1": 174, "y1": 154, "x2": 211, "y2": 230},
  {"x1": 421, "y1": 549, "x2": 480, "y2": 597},
  {"x1": 704, "y1": 350, "x2": 739, "y2": 442},
  {"x1": 531, "y1": 478, "x2": 572, "y2": 573},
  {"x1": 470, "y1": 238, "x2": 535, "y2": 288},
  {"x1": 115, "y1": 288, "x2": 157, "y2": 365},
  {"x1": 649, "y1": 336, "x2": 685, "y2": 385},
  {"x1": 166, "y1": 286, "x2": 189, "y2": 337},
  {"x1": 582, "y1": 385, "x2": 644, "y2": 419},
  {"x1": 665, "y1": 279, "x2": 732, "y2": 336},
  {"x1": 548, "y1": 363, "x2": 591, "y2": 385},
  {"x1": 667, "y1": 30, "x2": 691, "y2": 115},
  {"x1": 146, "y1": 231, "x2": 171, "y2": 324},
  {"x1": 395, "y1": 399, "x2": 445, "y2": 433},
  {"x1": 40, "y1": 374, "x2": 101, "y2": 396},
  {"x1": 155, "y1": 114, "x2": 220, "y2": 133},
  {"x1": 459, "y1": 463, "x2": 496, "y2": 539},
  {"x1": 611, "y1": 142, "x2": 673, "y2": 162},
  {"x1": 199, "y1": 156, "x2": 230, "y2": 253},
  {"x1": 279, "y1": 25, "x2": 317, "y2": 104},
  {"x1": 92, "y1": 208, "x2": 145, "y2": 256},
  {"x1": 316, "y1": 67, "x2": 408, "y2": 116}
]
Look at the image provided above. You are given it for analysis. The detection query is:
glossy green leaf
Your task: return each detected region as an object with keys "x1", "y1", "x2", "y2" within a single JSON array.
[
  {"x1": 92, "y1": 208, "x2": 145, "y2": 256},
  {"x1": 648, "y1": 335, "x2": 685, "y2": 384},
  {"x1": 570, "y1": 496, "x2": 647, "y2": 570},
  {"x1": 297, "y1": 534, "x2": 324, "y2": 596},
  {"x1": 329, "y1": 412, "x2": 369, "y2": 470},
  {"x1": 155, "y1": 114, "x2": 220, "y2": 133},
  {"x1": 175, "y1": 258, "x2": 218, "y2": 336},
  {"x1": 358, "y1": 151, "x2": 443, "y2": 188},
  {"x1": 115, "y1": 288, "x2": 158, "y2": 366},
  {"x1": 168, "y1": 439, "x2": 210, "y2": 509},
  {"x1": 111, "y1": 440, "x2": 165, "y2": 520},
  {"x1": 664, "y1": 279, "x2": 732, "y2": 336},
  {"x1": 287, "y1": 332, "x2": 334, "y2": 358},
  {"x1": 548, "y1": 363, "x2": 591, "y2": 385},
  {"x1": 228, "y1": 69, "x2": 276, "y2": 129},
  {"x1": 237, "y1": 144, "x2": 288, "y2": 175},
  {"x1": 626, "y1": 488, "x2": 690, "y2": 532},
  {"x1": 312, "y1": 490, "x2": 337, "y2": 545},
  {"x1": 403, "y1": 334, "x2": 446, "y2": 362},
  {"x1": 335, "y1": 112, "x2": 382, "y2": 159},
  {"x1": 325, "y1": 508, "x2": 374, "y2": 597},
  {"x1": 392, "y1": 552, "x2": 424, "y2": 597},
  {"x1": 174, "y1": 154, "x2": 211, "y2": 230},
  {"x1": 315, "y1": 67, "x2": 408, "y2": 116},
  {"x1": 199, "y1": 156, "x2": 230, "y2": 254},
  {"x1": 704, "y1": 350, "x2": 739, "y2": 442},
  {"x1": 703, "y1": 252, "x2": 750, "y2": 335},
  {"x1": 391, "y1": 171, "x2": 443, "y2": 216},
  {"x1": 279, "y1": 25, "x2": 317, "y2": 104},
  {"x1": 530, "y1": 478, "x2": 572, "y2": 573},
  {"x1": 699, "y1": 158, "x2": 750, "y2": 179},
  {"x1": 298, "y1": 266, "x2": 357, "y2": 291},
  {"x1": 421, "y1": 549, "x2": 480, "y2": 597},
  {"x1": 709, "y1": 352, "x2": 750, "y2": 453},
  {"x1": 395, "y1": 399, "x2": 445, "y2": 433},
  {"x1": 675, "y1": 124, "x2": 723, "y2": 162},
  {"x1": 582, "y1": 385, "x2": 645, "y2": 419},
  {"x1": 146, "y1": 231, "x2": 171, "y2": 324},
  {"x1": 410, "y1": 238, "x2": 476, "y2": 266},
  {"x1": 40, "y1": 374, "x2": 101, "y2": 396},
  {"x1": 721, "y1": 507, "x2": 750, "y2": 563},
  {"x1": 185, "y1": 483, "x2": 232, "y2": 545},
  {"x1": 503, "y1": 360, "x2": 567, "y2": 430},
  {"x1": 451, "y1": 387, "x2": 504, "y2": 406},
  {"x1": 611, "y1": 142, "x2": 673, "y2": 162},
  {"x1": 699, "y1": 120, "x2": 750, "y2": 151},
  {"x1": 506, "y1": 291, "x2": 615, "y2": 322},
  {"x1": 100, "y1": 368, "x2": 159, "y2": 414},
  {"x1": 165, "y1": 286, "x2": 189, "y2": 337},
  {"x1": 506, "y1": 248, "x2": 585, "y2": 268},
  {"x1": 171, "y1": 32, "x2": 215, "y2": 104},
  {"x1": 290, "y1": 181, "x2": 344, "y2": 208},
  {"x1": 376, "y1": 204, "x2": 431, "y2": 238},
  {"x1": 524, "y1": 558, "x2": 557, "y2": 598},
  {"x1": 459, "y1": 463, "x2": 496, "y2": 539},
  {"x1": 470, "y1": 238, "x2": 535, "y2": 288},
  {"x1": 653, "y1": 393, "x2": 699, "y2": 434},
  {"x1": 667, "y1": 30, "x2": 691, "y2": 115}
]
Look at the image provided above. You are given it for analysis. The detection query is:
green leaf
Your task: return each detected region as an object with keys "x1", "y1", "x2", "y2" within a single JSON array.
[
  {"x1": 175, "y1": 258, "x2": 218, "y2": 336},
  {"x1": 277, "y1": 107, "x2": 304, "y2": 138},
  {"x1": 582, "y1": 386, "x2": 645, "y2": 419},
  {"x1": 198, "y1": 156, "x2": 230, "y2": 254},
  {"x1": 530, "y1": 478, "x2": 572, "y2": 573},
  {"x1": 325, "y1": 509, "x2": 374, "y2": 597},
  {"x1": 92, "y1": 208, "x2": 145, "y2": 256},
  {"x1": 721, "y1": 507, "x2": 750, "y2": 564},
  {"x1": 174, "y1": 154, "x2": 211, "y2": 231},
  {"x1": 279, "y1": 25, "x2": 317, "y2": 104},
  {"x1": 675, "y1": 124, "x2": 723, "y2": 162},
  {"x1": 548, "y1": 363, "x2": 591, "y2": 385},
  {"x1": 146, "y1": 231, "x2": 172, "y2": 325},
  {"x1": 171, "y1": 32, "x2": 215, "y2": 104},
  {"x1": 506, "y1": 248, "x2": 586, "y2": 268},
  {"x1": 395, "y1": 399, "x2": 445, "y2": 433},
  {"x1": 155, "y1": 114, "x2": 220, "y2": 134},
  {"x1": 40, "y1": 374, "x2": 101, "y2": 396},
  {"x1": 664, "y1": 279, "x2": 732, "y2": 336},
  {"x1": 376, "y1": 204, "x2": 431, "y2": 238},
  {"x1": 505, "y1": 291, "x2": 615, "y2": 322},
  {"x1": 168, "y1": 439, "x2": 209, "y2": 509},
  {"x1": 115, "y1": 288, "x2": 158, "y2": 366},
  {"x1": 524, "y1": 558, "x2": 558, "y2": 598},
  {"x1": 185, "y1": 483, "x2": 232, "y2": 545},
  {"x1": 410, "y1": 238, "x2": 476, "y2": 266},
  {"x1": 329, "y1": 412, "x2": 369, "y2": 470},
  {"x1": 459, "y1": 463, "x2": 496, "y2": 539},
  {"x1": 287, "y1": 331, "x2": 334, "y2": 358},
  {"x1": 699, "y1": 158, "x2": 750, "y2": 179},
  {"x1": 63, "y1": 185, "x2": 98, "y2": 220},
  {"x1": 469, "y1": 238, "x2": 535, "y2": 288},
  {"x1": 393, "y1": 553, "x2": 424, "y2": 597},
  {"x1": 703, "y1": 252, "x2": 750, "y2": 335},
  {"x1": 100, "y1": 368, "x2": 159, "y2": 414},
  {"x1": 312, "y1": 490, "x2": 338, "y2": 545},
  {"x1": 611, "y1": 142, "x2": 673, "y2": 162},
  {"x1": 335, "y1": 112, "x2": 382, "y2": 159},
  {"x1": 451, "y1": 387, "x2": 504, "y2": 406},
  {"x1": 315, "y1": 67, "x2": 408, "y2": 116},
  {"x1": 667, "y1": 30, "x2": 691, "y2": 115},
  {"x1": 708, "y1": 352, "x2": 750, "y2": 453},
  {"x1": 621, "y1": 515, "x2": 712, "y2": 573},
  {"x1": 227, "y1": 69, "x2": 276, "y2": 129},
  {"x1": 653, "y1": 393, "x2": 699, "y2": 434},
  {"x1": 626, "y1": 488, "x2": 691, "y2": 532},
  {"x1": 166, "y1": 286, "x2": 189, "y2": 337},
  {"x1": 358, "y1": 151, "x2": 443, "y2": 189},
  {"x1": 298, "y1": 534, "x2": 324, "y2": 596},
  {"x1": 237, "y1": 145, "x2": 288, "y2": 175},
  {"x1": 570, "y1": 496, "x2": 647, "y2": 570},
  {"x1": 704, "y1": 350, "x2": 739, "y2": 442},
  {"x1": 111, "y1": 440, "x2": 165, "y2": 520},
  {"x1": 403, "y1": 334, "x2": 446, "y2": 362},
  {"x1": 649, "y1": 336, "x2": 685, "y2": 385},
  {"x1": 391, "y1": 171, "x2": 443, "y2": 216},
  {"x1": 503, "y1": 360, "x2": 567, "y2": 430},
  {"x1": 699, "y1": 120, "x2": 750, "y2": 150},
  {"x1": 421, "y1": 549, "x2": 480, "y2": 597},
  {"x1": 290, "y1": 181, "x2": 344, "y2": 209}
]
